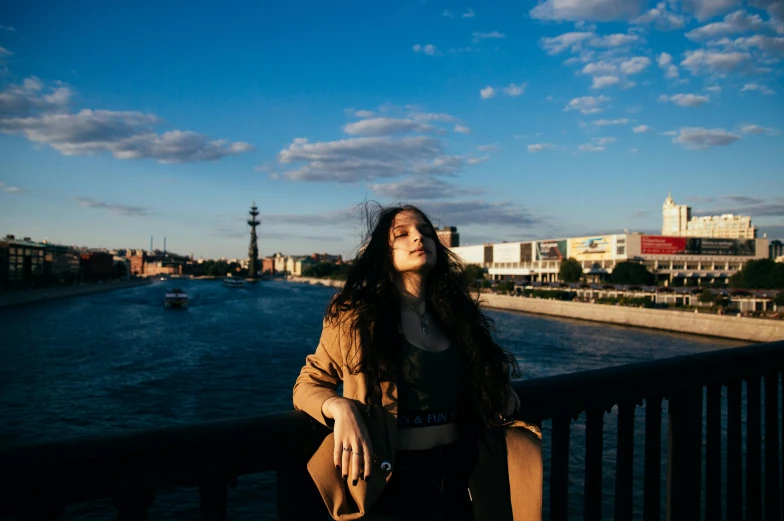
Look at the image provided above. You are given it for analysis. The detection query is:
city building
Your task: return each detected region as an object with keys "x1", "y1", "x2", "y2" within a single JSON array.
[
  {"x1": 770, "y1": 239, "x2": 783, "y2": 260},
  {"x1": 662, "y1": 193, "x2": 756, "y2": 239},
  {"x1": 436, "y1": 226, "x2": 459, "y2": 248},
  {"x1": 452, "y1": 234, "x2": 769, "y2": 285}
]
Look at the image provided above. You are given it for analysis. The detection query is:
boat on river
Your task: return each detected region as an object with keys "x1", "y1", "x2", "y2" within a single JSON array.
[
  {"x1": 223, "y1": 278, "x2": 246, "y2": 288},
  {"x1": 164, "y1": 288, "x2": 188, "y2": 309}
]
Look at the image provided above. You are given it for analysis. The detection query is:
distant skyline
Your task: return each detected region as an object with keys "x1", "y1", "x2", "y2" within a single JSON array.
[{"x1": 1, "y1": 1, "x2": 782, "y2": 259}]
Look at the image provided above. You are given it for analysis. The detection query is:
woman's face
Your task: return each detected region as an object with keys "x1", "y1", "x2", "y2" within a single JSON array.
[{"x1": 389, "y1": 210, "x2": 438, "y2": 275}]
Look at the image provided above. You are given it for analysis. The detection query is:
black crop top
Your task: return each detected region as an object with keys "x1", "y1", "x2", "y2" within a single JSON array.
[{"x1": 397, "y1": 338, "x2": 463, "y2": 428}]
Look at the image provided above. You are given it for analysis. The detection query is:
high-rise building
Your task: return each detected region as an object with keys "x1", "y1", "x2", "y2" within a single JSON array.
[
  {"x1": 770, "y1": 239, "x2": 783, "y2": 260},
  {"x1": 661, "y1": 193, "x2": 756, "y2": 239},
  {"x1": 436, "y1": 226, "x2": 459, "y2": 248}
]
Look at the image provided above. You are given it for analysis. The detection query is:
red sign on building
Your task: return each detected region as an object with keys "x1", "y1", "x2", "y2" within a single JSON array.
[{"x1": 641, "y1": 236, "x2": 687, "y2": 255}]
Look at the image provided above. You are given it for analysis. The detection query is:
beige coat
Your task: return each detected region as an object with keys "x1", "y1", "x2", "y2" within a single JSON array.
[{"x1": 293, "y1": 313, "x2": 543, "y2": 521}]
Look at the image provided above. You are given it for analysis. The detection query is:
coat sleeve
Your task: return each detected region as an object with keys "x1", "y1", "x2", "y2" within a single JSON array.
[{"x1": 293, "y1": 316, "x2": 346, "y2": 428}]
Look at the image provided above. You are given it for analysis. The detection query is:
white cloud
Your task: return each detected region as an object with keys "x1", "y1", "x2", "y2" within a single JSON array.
[
  {"x1": 530, "y1": 0, "x2": 642, "y2": 22},
  {"x1": 346, "y1": 109, "x2": 375, "y2": 118},
  {"x1": 502, "y1": 83, "x2": 527, "y2": 96},
  {"x1": 686, "y1": 0, "x2": 742, "y2": 21},
  {"x1": 672, "y1": 127, "x2": 741, "y2": 149},
  {"x1": 590, "y1": 33, "x2": 640, "y2": 47},
  {"x1": 369, "y1": 176, "x2": 485, "y2": 200},
  {"x1": 454, "y1": 124, "x2": 471, "y2": 133},
  {"x1": 686, "y1": 10, "x2": 770, "y2": 40},
  {"x1": 681, "y1": 49, "x2": 752, "y2": 75},
  {"x1": 565, "y1": 95, "x2": 611, "y2": 114},
  {"x1": 0, "y1": 76, "x2": 253, "y2": 164},
  {"x1": 442, "y1": 9, "x2": 454, "y2": 18},
  {"x1": 633, "y1": 124, "x2": 650, "y2": 133},
  {"x1": 408, "y1": 199, "x2": 539, "y2": 227},
  {"x1": 595, "y1": 137, "x2": 617, "y2": 145},
  {"x1": 740, "y1": 124, "x2": 779, "y2": 134},
  {"x1": 629, "y1": 147, "x2": 638, "y2": 153},
  {"x1": 467, "y1": 156, "x2": 489, "y2": 164},
  {"x1": 472, "y1": 31, "x2": 506, "y2": 42},
  {"x1": 632, "y1": 2, "x2": 685, "y2": 29},
  {"x1": 480, "y1": 86, "x2": 496, "y2": 99},
  {"x1": 477, "y1": 144, "x2": 500, "y2": 151},
  {"x1": 594, "y1": 118, "x2": 629, "y2": 125},
  {"x1": 592, "y1": 75, "x2": 621, "y2": 88},
  {"x1": 462, "y1": 8, "x2": 476, "y2": 18},
  {"x1": 413, "y1": 44, "x2": 440, "y2": 56},
  {"x1": 741, "y1": 83, "x2": 776, "y2": 94},
  {"x1": 578, "y1": 143, "x2": 606, "y2": 152},
  {"x1": 0, "y1": 25, "x2": 15, "y2": 32},
  {"x1": 0, "y1": 181, "x2": 24, "y2": 193},
  {"x1": 527, "y1": 143, "x2": 554, "y2": 152},
  {"x1": 657, "y1": 52, "x2": 680, "y2": 79},
  {"x1": 539, "y1": 32, "x2": 595, "y2": 54},
  {"x1": 277, "y1": 136, "x2": 459, "y2": 182},
  {"x1": 705, "y1": 85, "x2": 722, "y2": 92},
  {"x1": 732, "y1": 35, "x2": 784, "y2": 56},
  {"x1": 658, "y1": 93, "x2": 710, "y2": 106},
  {"x1": 74, "y1": 197, "x2": 151, "y2": 216},
  {"x1": 620, "y1": 56, "x2": 651, "y2": 74},
  {"x1": 411, "y1": 112, "x2": 458, "y2": 123},
  {"x1": 342, "y1": 117, "x2": 436, "y2": 136},
  {"x1": 582, "y1": 61, "x2": 617, "y2": 75}
]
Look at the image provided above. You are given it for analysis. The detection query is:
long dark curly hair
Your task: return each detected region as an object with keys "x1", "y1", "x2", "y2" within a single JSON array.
[{"x1": 327, "y1": 203, "x2": 519, "y2": 427}]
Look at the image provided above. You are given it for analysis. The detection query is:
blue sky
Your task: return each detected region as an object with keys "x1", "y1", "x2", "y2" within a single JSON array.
[{"x1": 1, "y1": 0, "x2": 782, "y2": 259}]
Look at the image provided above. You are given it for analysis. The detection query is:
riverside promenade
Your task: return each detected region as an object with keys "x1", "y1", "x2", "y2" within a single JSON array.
[
  {"x1": 288, "y1": 277, "x2": 783, "y2": 342},
  {"x1": 0, "y1": 278, "x2": 153, "y2": 308},
  {"x1": 483, "y1": 293, "x2": 784, "y2": 343}
]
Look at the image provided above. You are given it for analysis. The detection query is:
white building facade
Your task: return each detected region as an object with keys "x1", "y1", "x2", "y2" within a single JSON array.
[{"x1": 662, "y1": 193, "x2": 756, "y2": 239}]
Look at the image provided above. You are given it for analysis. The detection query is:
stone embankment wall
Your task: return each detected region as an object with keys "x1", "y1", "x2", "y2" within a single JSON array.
[
  {"x1": 0, "y1": 278, "x2": 153, "y2": 308},
  {"x1": 481, "y1": 294, "x2": 784, "y2": 343},
  {"x1": 287, "y1": 276, "x2": 344, "y2": 288}
]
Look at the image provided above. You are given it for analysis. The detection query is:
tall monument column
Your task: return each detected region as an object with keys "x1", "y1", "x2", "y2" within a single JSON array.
[{"x1": 248, "y1": 202, "x2": 260, "y2": 280}]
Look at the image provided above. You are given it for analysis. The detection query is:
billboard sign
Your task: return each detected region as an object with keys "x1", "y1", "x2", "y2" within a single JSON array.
[
  {"x1": 569, "y1": 236, "x2": 613, "y2": 261},
  {"x1": 493, "y1": 243, "x2": 521, "y2": 263},
  {"x1": 641, "y1": 236, "x2": 687, "y2": 255},
  {"x1": 641, "y1": 236, "x2": 756, "y2": 256},
  {"x1": 536, "y1": 240, "x2": 566, "y2": 261}
]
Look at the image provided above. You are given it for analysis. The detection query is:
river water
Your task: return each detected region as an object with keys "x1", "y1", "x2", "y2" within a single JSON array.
[{"x1": 0, "y1": 279, "x2": 744, "y2": 520}]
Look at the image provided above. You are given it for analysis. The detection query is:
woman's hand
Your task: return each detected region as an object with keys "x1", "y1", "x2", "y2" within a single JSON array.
[{"x1": 323, "y1": 397, "x2": 374, "y2": 484}]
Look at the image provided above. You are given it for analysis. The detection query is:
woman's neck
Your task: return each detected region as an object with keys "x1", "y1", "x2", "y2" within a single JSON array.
[{"x1": 396, "y1": 274, "x2": 427, "y2": 312}]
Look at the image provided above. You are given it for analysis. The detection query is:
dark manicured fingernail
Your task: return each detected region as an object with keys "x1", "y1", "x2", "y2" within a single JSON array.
[
  {"x1": 365, "y1": 475, "x2": 371, "y2": 483},
  {"x1": 359, "y1": 475, "x2": 364, "y2": 481},
  {"x1": 343, "y1": 475, "x2": 348, "y2": 480},
  {"x1": 352, "y1": 479, "x2": 358, "y2": 486},
  {"x1": 336, "y1": 465, "x2": 340, "y2": 470}
]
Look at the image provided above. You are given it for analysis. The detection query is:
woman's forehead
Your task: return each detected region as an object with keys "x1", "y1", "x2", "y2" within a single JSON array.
[{"x1": 391, "y1": 210, "x2": 426, "y2": 229}]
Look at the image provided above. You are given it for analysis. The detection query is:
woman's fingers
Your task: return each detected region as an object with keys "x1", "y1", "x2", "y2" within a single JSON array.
[
  {"x1": 362, "y1": 439, "x2": 373, "y2": 481},
  {"x1": 340, "y1": 445, "x2": 351, "y2": 478},
  {"x1": 333, "y1": 440, "x2": 343, "y2": 469}
]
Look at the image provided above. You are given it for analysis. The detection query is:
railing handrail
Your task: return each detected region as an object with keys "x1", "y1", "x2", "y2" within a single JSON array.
[
  {"x1": 512, "y1": 339, "x2": 784, "y2": 421},
  {"x1": 1, "y1": 340, "x2": 783, "y2": 517}
]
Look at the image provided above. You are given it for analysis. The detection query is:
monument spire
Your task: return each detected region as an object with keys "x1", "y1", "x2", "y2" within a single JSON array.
[{"x1": 247, "y1": 202, "x2": 260, "y2": 280}]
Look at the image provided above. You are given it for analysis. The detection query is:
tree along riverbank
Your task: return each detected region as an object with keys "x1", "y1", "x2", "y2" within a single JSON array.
[
  {"x1": 288, "y1": 276, "x2": 782, "y2": 342},
  {"x1": 0, "y1": 278, "x2": 153, "y2": 308}
]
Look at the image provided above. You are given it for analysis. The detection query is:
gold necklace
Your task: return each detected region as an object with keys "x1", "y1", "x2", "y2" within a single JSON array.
[{"x1": 403, "y1": 302, "x2": 429, "y2": 337}]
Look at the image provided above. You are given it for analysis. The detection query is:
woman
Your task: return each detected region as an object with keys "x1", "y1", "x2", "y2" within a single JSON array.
[{"x1": 293, "y1": 204, "x2": 542, "y2": 520}]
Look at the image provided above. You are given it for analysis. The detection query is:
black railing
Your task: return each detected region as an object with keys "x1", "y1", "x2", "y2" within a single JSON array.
[{"x1": 2, "y1": 340, "x2": 783, "y2": 520}]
